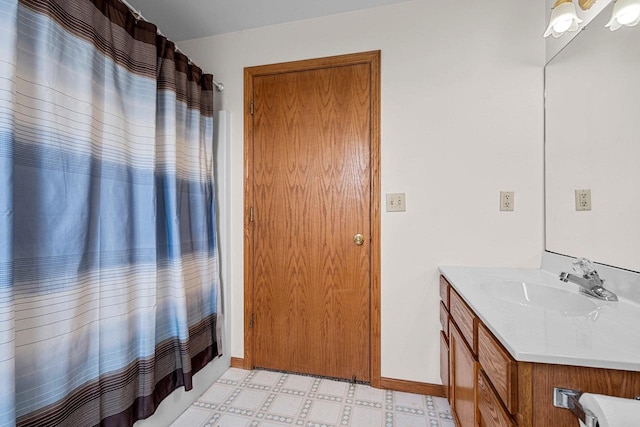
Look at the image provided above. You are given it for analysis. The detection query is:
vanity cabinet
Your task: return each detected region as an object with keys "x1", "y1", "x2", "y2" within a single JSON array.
[{"x1": 439, "y1": 274, "x2": 640, "y2": 426}]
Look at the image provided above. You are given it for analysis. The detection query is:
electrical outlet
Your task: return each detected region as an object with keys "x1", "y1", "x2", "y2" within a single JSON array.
[
  {"x1": 575, "y1": 189, "x2": 591, "y2": 211},
  {"x1": 500, "y1": 191, "x2": 514, "y2": 212},
  {"x1": 386, "y1": 193, "x2": 406, "y2": 212}
]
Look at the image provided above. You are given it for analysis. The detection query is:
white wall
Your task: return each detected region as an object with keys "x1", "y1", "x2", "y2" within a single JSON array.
[{"x1": 181, "y1": 0, "x2": 546, "y2": 384}]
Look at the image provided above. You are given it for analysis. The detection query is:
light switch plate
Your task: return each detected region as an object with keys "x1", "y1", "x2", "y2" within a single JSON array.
[{"x1": 386, "y1": 193, "x2": 406, "y2": 212}]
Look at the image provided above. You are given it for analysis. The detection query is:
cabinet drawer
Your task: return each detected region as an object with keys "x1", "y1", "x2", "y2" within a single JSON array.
[
  {"x1": 449, "y1": 289, "x2": 477, "y2": 354},
  {"x1": 478, "y1": 323, "x2": 517, "y2": 414},
  {"x1": 477, "y1": 370, "x2": 516, "y2": 427},
  {"x1": 439, "y1": 276, "x2": 450, "y2": 309},
  {"x1": 440, "y1": 331, "x2": 450, "y2": 400},
  {"x1": 439, "y1": 301, "x2": 449, "y2": 337}
]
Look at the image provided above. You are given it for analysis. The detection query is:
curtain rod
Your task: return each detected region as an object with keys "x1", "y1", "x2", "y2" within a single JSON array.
[{"x1": 118, "y1": 0, "x2": 224, "y2": 92}]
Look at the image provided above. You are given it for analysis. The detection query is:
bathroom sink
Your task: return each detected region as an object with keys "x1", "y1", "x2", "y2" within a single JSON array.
[{"x1": 478, "y1": 281, "x2": 598, "y2": 314}]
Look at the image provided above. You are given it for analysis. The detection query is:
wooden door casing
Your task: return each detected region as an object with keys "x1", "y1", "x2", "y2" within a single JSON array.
[{"x1": 243, "y1": 51, "x2": 381, "y2": 384}]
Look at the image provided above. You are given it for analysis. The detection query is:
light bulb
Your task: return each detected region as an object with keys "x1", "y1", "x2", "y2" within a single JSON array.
[
  {"x1": 544, "y1": 2, "x2": 583, "y2": 38},
  {"x1": 617, "y1": 5, "x2": 640, "y2": 24},
  {"x1": 553, "y1": 18, "x2": 574, "y2": 33},
  {"x1": 606, "y1": 0, "x2": 640, "y2": 30}
]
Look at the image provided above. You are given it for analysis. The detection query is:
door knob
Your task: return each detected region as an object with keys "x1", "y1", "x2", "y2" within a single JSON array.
[{"x1": 353, "y1": 233, "x2": 365, "y2": 246}]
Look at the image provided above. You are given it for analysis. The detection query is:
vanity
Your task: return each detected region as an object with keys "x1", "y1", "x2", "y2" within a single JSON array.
[
  {"x1": 439, "y1": 263, "x2": 640, "y2": 427},
  {"x1": 435, "y1": 1, "x2": 640, "y2": 424}
]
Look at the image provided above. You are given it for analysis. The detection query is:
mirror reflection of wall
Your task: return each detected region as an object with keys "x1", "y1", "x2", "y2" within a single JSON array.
[{"x1": 545, "y1": 1, "x2": 640, "y2": 273}]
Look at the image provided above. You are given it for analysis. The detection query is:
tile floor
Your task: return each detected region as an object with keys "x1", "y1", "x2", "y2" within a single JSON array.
[{"x1": 171, "y1": 368, "x2": 454, "y2": 427}]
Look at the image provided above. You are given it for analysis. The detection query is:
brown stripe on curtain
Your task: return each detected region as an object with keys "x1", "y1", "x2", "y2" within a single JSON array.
[
  {"x1": 20, "y1": 0, "x2": 157, "y2": 78},
  {"x1": 157, "y1": 35, "x2": 215, "y2": 117},
  {"x1": 16, "y1": 314, "x2": 219, "y2": 427}
]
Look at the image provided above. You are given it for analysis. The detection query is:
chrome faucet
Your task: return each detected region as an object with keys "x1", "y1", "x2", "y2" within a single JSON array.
[{"x1": 559, "y1": 258, "x2": 618, "y2": 302}]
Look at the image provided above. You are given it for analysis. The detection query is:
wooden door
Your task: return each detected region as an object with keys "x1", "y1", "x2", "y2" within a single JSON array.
[{"x1": 244, "y1": 52, "x2": 380, "y2": 382}]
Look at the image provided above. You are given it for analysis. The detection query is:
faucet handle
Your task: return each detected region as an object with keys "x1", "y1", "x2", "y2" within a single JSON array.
[{"x1": 572, "y1": 257, "x2": 596, "y2": 277}]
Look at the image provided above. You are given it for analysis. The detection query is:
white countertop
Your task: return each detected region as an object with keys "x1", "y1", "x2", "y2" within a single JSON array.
[{"x1": 439, "y1": 265, "x2": 640, "y2": 372}]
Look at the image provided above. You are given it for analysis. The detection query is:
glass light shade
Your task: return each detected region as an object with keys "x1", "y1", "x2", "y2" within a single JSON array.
[
  {"x1": 606, "y1": 0, "x2": 640, "y2": 30},
  {"x1": 544, "y1": 2, "x2": 583, "y2": 38}
]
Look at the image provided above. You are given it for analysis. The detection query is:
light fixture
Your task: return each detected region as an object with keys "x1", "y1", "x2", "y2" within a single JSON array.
[
  {"x1": 606, "y1": 0, "x2": 640, "y2": 30},
  {"x1": 578, "y1": 0, "x2": 597, "y2": 10},
  {"x1": 544, "y1": 0, "x2": 584, "y2": 38}
]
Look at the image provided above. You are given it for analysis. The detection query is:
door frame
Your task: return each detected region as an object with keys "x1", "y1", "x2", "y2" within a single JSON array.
[{"x1": 243, "y1": 50, "x2": 381, "y2": 386}]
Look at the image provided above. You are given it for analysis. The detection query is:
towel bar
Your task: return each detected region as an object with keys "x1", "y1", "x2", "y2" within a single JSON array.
[{"x1": 553, "y1": 387, "x2": 599, "y2": 427}]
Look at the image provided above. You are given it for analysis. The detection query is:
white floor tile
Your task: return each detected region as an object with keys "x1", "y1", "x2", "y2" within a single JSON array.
[
  {"x1": 350, "y1": 406, "x2": 384, "y2": 427},
  {"x1": 317, "y1": 379, "x2": 349, "y2": 398},
  {"x1": 214, "y1": 414, "x2": 251, "y2": 427},
  {"x1": 170, "y1": 407, "x2": 212, "y2": 427},
  {"x1": 269, "y1": 394, "x2": 304, "y2": 417},
  {"x1": 395, "y1": 392, "x2": 426, "y2": 409},
  {"x1": 171, "y1": 369, "x2": 453, "y2": 427},
  {"x1": 221, "y1": 368, "x2": 251, "y2": 382},
  {"x1": 307, "y1": 400, "x2": 342, "y2": 424},
  {"x1": 395, "y1": 413, "x2": 430, "y2": 427},
  {"x1": 199, "y1": 384, "x2": 235, "y2": 404},
  {"x1": 261, "y1": 413, "x2": 293, "y2": 424},
  {"x1": 431, "y1": 396, "x2": 450, "y2": 412},
  {"x1": 232, "y1": 389, "x2": 269, "y2": 410},
  {"x1": 354, "y1": 385, "x2": 385, "y2": 403},
  {"x1": 281, "y1": 374, "x2": 314, "y2": 391},
  {"x1": 250, "y1": 370, "x2": 282, "y2": 387}
]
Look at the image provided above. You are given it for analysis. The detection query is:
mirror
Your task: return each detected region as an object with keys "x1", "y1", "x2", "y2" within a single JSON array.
[{"x1": 545, "y1": 1, "x2": 640, "y2": 273}]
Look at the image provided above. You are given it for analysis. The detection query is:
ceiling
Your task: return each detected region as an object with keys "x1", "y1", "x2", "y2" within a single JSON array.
[{"x1": 124, "y1": 0, "x2": 412, "y2": 42}]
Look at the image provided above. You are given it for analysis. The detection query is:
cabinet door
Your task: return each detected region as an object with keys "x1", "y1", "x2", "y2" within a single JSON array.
[
  {"x1": 477, "y1": 370, "x2": 516, "y2": 427},
  {"x1": 450, "y1": 321, "x2": 476, "y2": 427},
  {"x1": 440, "y1": 331, "x2": 450, "y2": 400}
]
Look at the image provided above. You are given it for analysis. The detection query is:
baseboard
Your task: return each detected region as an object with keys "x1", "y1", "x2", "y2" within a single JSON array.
[
  {"x1": 230, "y1": 357, "x2": 245, "y2": 368},
  {"x1": 380, "y1": 377, "x2": 446, "y2": 397}
]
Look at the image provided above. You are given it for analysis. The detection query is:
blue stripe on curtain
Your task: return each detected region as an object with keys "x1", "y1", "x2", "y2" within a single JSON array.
[
  {"x1": 0, "y1": 0, "x2": 222, "y2": 425},
  {"x1": 0, "y1": 0, "x2": 18, "y2": 425}
]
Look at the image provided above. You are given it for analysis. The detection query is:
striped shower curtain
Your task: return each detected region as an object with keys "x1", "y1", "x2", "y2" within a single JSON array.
[{"x1": 0, "y1": 0, "x2": 222, "y2": 425}]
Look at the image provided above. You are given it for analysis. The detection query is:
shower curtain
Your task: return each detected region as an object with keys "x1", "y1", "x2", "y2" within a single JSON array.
[{"x1": 0, "y1": 0, "x2": 222, "y2": 425}]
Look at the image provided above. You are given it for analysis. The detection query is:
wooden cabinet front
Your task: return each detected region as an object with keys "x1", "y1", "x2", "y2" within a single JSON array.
[
  {"x1": 439, "y1": 275, "x2": 450, "y2": 308},
  {"x1": 450, "y1": 289, "x2": 477, "y2": 354},
  {"x1": 478, "y1": 323, "x2": 517, "y2": 414},
  {"x1": 450, "y1": 321, "x2": 476, "y2": 427},
  {"x1": 440, "y1": 277, "x2": 451, "y2": 402},
  {"x1": 440, "y1": 331, "x2": 450, "y2": 399},
  {"x1": 439, "y1": 301, "x2": 449, "y2": 337},
  {"x1": 477, "y1": 370, "x2": 516, "y2": 427}
]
